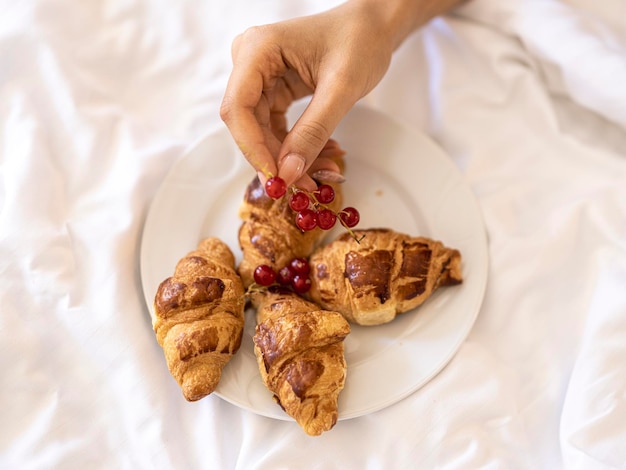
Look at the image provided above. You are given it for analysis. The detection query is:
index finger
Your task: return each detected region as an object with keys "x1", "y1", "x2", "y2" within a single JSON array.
[{"x1": 220, "y1": 42, "x2": 278, "y2": 177}]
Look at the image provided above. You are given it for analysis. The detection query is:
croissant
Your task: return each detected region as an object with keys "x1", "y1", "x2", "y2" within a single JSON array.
[
  {"x1": 308, "y1": 228, "x2": 462, "y2": 326},
  {"x1": 252, "y1": 289, "x2": 350, "y2": 436},
  {"x1": 237, "y1": 146, "x2": 345, "y2": 288},
  {"x1": 153, "y1": 237, "x2": 245, "y2": 401}
]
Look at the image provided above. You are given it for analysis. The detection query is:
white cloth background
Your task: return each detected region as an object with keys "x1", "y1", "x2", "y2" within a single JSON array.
[{"x1": 1, "y1": 0, "x2": 625, "y2": 468}]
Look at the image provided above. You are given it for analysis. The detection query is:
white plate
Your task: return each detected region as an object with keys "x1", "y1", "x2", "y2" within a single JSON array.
[{"x1": 140, "y1": 103, "x2": 488, "y2": 420}]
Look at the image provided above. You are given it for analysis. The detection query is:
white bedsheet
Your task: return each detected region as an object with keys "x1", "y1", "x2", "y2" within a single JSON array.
[{"x1": 2, "y1": 1, "x2": 625, "y2": 468}]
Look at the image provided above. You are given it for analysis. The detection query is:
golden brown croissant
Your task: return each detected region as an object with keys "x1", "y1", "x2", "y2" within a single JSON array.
[
  {"x1": 153, "y1": 237, "x2": 245, "y2": 401},
  {"x1": 237, "y1": 147, "x2": 345, "y2": 288},
  {"x1": 308, "y1": 228, "x2": 462, "y2": 326},
  {"x1": 251, "y1": 289, "x2": 350, "y2": 436}
]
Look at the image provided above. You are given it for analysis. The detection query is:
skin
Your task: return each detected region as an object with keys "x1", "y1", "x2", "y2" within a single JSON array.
[{"x1": 220, "y1": 0, "x2": 466, "y2": 190}]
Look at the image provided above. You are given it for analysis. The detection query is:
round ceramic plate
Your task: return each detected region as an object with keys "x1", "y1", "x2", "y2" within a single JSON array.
[{"x1": 140, "y1": 103, "x2": 488, "y2": 420}]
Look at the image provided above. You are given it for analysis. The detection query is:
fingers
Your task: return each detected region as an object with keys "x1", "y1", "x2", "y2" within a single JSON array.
[
  {"x1": 221, "y1": 96, "x2": 277, "y2": 181},
  {"x1": 290, "y1": 140, "x2": 346, "y2": 191},
  {"x1": 220, "y1": 28, "x2": 283, "y2": 178},
  {"x1": 277, "y1": 82, "x2": 358, "y2": 187},
  {"x1": 222, "y1": 18, "x2": 367, "y2": 190}
]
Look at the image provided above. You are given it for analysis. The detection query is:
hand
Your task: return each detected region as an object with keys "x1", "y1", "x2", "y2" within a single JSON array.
[{"x1": 220, "y1": 1, "x2": 396, "y2": 190}]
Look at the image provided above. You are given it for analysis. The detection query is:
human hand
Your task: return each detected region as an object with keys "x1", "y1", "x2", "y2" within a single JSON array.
[{"x1": 220, "y1": 1, "x2": 397, "y2": 190}]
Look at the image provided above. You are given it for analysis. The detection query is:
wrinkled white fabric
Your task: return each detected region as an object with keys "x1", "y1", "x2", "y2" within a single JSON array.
[{"x1": 1, "y1": 1, "x2": 625, "y2": 469}]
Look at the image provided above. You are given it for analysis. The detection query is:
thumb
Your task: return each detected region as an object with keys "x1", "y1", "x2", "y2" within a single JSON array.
[{"x1": 277, "y1": 89, "x2": 356, "y2": 188}]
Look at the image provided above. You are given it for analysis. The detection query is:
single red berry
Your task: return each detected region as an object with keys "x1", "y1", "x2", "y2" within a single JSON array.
[
  {"x1": 317, "y1": 209, "x2": 337, "y2": 230},
  {"x1": 295, "y1": 208, "x2": 318, "y2": 231},
  {"x1": 277, "y1": 265, "x2": 295, "y2": 285},
  {"x1": 292, "y1": 274, "x2": 312, "y2": 294},
  {"x1": 265, "y1": 176, "x2": 287, "y2": 199},
  {"x1": 254, "y1": 264, "x2": 276, "y2": 286},
  {"x1": 339, "y1": 207, "x2": 360, "y2": 228},
  {"x1": 289, "y1": 257, "x2": 310, "y2": 276},
  {"x1": 289, "y1": 191, "x2": 310, "y2": 212},
  {"x1": 316, "y1": 184, "x2": 335, "y2": 204}
]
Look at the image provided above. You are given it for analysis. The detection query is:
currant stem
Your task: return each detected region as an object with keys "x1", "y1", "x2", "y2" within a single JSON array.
[{"x1": 338, "y1": 218, "x2": 365, "y2": 244}]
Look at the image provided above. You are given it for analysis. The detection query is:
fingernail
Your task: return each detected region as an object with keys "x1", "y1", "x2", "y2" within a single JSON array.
[
  {"x1": 257, "y1": 170, "x2": 268, "y2": 186},
  {"x1": 310, "y1": 169, "x2": 345, "y2": 183},
  {"x1": 278, "y1": 153, "x2": 306, "y2": 185}
]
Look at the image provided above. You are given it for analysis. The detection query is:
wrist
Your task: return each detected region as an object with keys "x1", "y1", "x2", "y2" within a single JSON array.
[{"x1": 350, "y1": 0, "x2": 466, "y2": 50}]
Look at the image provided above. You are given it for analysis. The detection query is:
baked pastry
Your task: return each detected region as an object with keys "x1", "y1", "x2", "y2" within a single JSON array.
[
  {"x1": 252, "y1": 289, "x2": 350, "y2": 436},
  {"x1": 153, "y1": 237, "x2": 245, "y2": 401},
  {"x1": 237, "y1": 147, "x2": 345, "y2": 288},
  {"x1": 308, "y1": 228, "x2": 462, "y2": 326}
]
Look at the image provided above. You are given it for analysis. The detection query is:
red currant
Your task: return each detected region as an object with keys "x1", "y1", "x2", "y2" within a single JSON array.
[
  {"x1": 289, "y1": 191, "x2": 310, "y2": 212},
  {"x1": 317, "y1": 209, "x2": 337, "y2": 230},
  {"x1": 295, "y1": 208, "x2": 318, "y2": 231},
  {"x1": 253, "y1": 264, "x2": 276, "y2": 286},
  {"x1": 289, "y1": 257, "x2": 310, "y2": 276},
  {"x1": 292, "y1": 274, "x2": 312, "y2": 294},
  {"x1": 277, "y1": 265, "x2": 295, "y2": 285},
  {"x1": 265, "y1": 176, "x2": 287, "y2": 199},
  {"x1": 339, "y1": 207, "x2": 360, "y2": 228},
  {"x1": 316, "y1": 184, "x2": 335, "y2": 204}
]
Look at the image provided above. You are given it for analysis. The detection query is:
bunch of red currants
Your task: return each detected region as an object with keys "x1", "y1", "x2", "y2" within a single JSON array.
[{"x1": 264, "y1": 175, "x2": 360, "y2": 232}]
